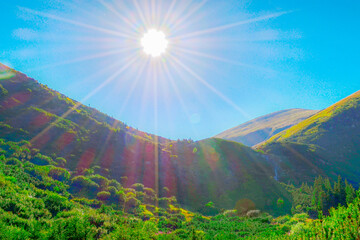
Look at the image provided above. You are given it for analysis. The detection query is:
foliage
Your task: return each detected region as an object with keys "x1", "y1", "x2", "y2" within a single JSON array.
[
  {"x1": 0, "y1": 138, "x2": 290, "y2": 239},
  {"x1": 1, "y1": 139, "x2": 360, "y2": 239},
  {"x1": 285, "y1": 176, "x2": 356, "y2": 218},
  {"x1": 1, "y1": 65, "x2": 360, "y2": 239}
]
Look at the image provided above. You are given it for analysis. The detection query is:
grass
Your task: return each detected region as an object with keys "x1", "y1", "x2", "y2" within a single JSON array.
[{"x1": 266, "y1": 91, "x2": 360, "y2": 143}]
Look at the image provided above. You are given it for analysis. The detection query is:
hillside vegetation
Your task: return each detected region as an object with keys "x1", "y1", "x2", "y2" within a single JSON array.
[
  {"x1": 268, "y1": 91, "x2": 360, "y2": 144},
  {"x1": 0, "y1": 63, "x2": 291, "y2": 215},
  {"x1": 162, "y1": 138, "x2": 291, "y2": 215},
  {"x1": 215, "y1": 109, "x2": 318, "y2": 147},
  {"x1": 1, "y1": 64, "x2": 360, "y2": 239},
  {"x1": 0, "y1": 138, "x2": 359, "y2": 239},
  {"x1": 260, "y1": 91, "x2": 360, "y2": 185}
]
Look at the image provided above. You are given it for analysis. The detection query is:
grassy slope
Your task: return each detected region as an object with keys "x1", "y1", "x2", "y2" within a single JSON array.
[
  {"x1": 215, "y1": 109, "x2": 318, "y2": 147},
  {"x1": 261, "y1": 91, "x2": 360, "y2": 185},
  {"x1": 0, "y1": 63, "x2": 291, "y2": 215},
  {"x1": 267, "y1": 91, "x2": 360, "y2": 144}
]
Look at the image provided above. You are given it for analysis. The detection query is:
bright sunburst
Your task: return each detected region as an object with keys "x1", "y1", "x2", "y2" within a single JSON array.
[
  {"x1": 141, "y1": 29, "x2": 168, "y2": 57},
  {"x1": 20, "y1": 0, "x2": 292, "y2": 140}
]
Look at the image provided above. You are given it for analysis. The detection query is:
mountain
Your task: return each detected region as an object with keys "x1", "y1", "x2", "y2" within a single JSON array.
[
  {"x1": 260, "y1": 90, "x2": 360, "y2": 185},
  {"x1": 162, "y1": 138, "x2": 291, "y2": 214},
  {"x1": 0, "y1": 63, "x2": 291, "y2": 215},
  {"x1": 1, "y1": 64, "x2": 360, "y2": 239},
  {"x1": 214, "y1": 109, "x2": 318, "y2": 147}
]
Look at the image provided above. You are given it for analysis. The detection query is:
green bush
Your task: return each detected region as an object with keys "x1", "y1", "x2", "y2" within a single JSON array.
[
  {"x1": 48, "y1": 167, "x2": 70, "y2": 182},
  {"x1": 47, "y1": 215, "x2": 97, "y2": 239},
  {"x1": 5, "y1": 158, "x2": 22, "y2": 166},
  {"x1": 89, "y1": 174, "x2": 109, "y2": 189},
  {"x1": 142, "y1": 221, "x2": 159, "y2": 236},
  {"x1": 54, "y1": 157, "x2": 66, "y2": 167},
  {"x1": 97, "y1": 191, "x2": 111, "y2": 201},
  {"x1": 43, "y1": 191, "x2": 71, "y2": 216},
  {"x1": 30, "y1": 153, "x2": 53, "y2": 166},
  {"x1": 71, "y1": 176, "x2": 99, "y2": 190}
]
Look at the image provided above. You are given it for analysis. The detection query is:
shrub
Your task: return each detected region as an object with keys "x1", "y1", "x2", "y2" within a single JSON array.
[
  {"x1": 89, "y1": 174, "x2": 109, "y2": 189},
  {"x1": 105, "y1": 184, "x2": 115, "y2": 193},
  {"x1": 5, "y1": 176, "x2": 17, "y2": 184},
  {"x1": 108, "y1": 179, "x2": 121, "y2": 189},
  {"x1": 235, "y1": 199, "x2": 256, "y2": 216},
  {"x1": 0, "y1": 221, "x2": 30, "y2": 239},
  {"x1": 97, "y1": 191, "x2": 111, "y2": 201},
  {"x1": 54, "y1": 157, "x2": 66, "y2": 167},
  {"x1": 158, "y1": 215, "x2": 183, "y2": 231},
  {"x1": 126, "y1": 191, "x2": 136, "y2": 198},
  {"x1": 173, "y1": 228, "x2": 190, "y2": 238},
  {"x1": 293, "y1": 213, "x2": 309, "y2": 221},
  {"x1": 142, "y1": 221, "x2": 158, "y2": 236},
  {"x1": 71, "y1": 198, "x2": 102, "y2": 209},
  {"x1": 30, "y1": 153, "x2": 52, "y2": 166},
  {"x1": 131, "y1": 183, "x2": 144, "y2": 192},
  {"x1": 48, "y1": 167, "x2": 70, "y2": 182},
  {"x1": 24, "y1": 168, "x2": 43, "y2": 181},
  {"x1": 290, "y1": 222, "x2": 305, "y2": 236},
  {"x1": 43, "y1": 192, "x2": 71, "y2": 216},
  {"x1": 246, "y1": 210, "x2": 261, "y2": 218},
  {"x1": 116, "y1": 190, "x2": 126, "y2": 202},
  {"x1": 276, "y1": 215, "x2": 291, "y2": 224},
  {"x1": 125, "y1": 197, "x2": 140, "y2": 213},
  {"x1": 5, "y1": 158, "x2": 22, "y2": 166},
  {"x1": 47, "y1": 215, "x2": 96, "y2": 239},
  {"x1": 70, "y1": 176, "x2": 100, "y2": 198},
  {"x1": 223, "y1": 209, "x2": 237, "y2": 217}
]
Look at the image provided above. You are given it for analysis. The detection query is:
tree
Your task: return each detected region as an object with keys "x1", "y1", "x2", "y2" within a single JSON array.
[
  {"x1": 345, "y1": 180, "x2": 356, "y2": 205},
  {"x1": 277, "y1": 198, "x2": 284, "y2": 207},
  {"x1": 205, "y1": 201, "x2": 214, "y2": 208},
  {"x1": 235, "y1": 199, "x2": 256, "y2": 216},
  {"x1": 334, "y1": 175, "x2": 346, "y2": 206}
]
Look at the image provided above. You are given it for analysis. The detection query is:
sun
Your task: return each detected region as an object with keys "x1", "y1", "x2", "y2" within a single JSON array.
[{"x1": 141, "y1": 29, "x2": 168, "y2": 57}]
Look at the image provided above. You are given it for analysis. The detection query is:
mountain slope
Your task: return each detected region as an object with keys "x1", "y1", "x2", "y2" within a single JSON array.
[
  {"x1": 215, "y1": 109, "x2": 318, "y2": 147},
  {"x1": 162, "y1": 138, "x2": 291, "y2": 214},
  {"x1": 0, "y1": 63, "x2": 291, "y2": 215},
  {"x1": 260, "y1": 90, "x2": 360, "y2": 185}
]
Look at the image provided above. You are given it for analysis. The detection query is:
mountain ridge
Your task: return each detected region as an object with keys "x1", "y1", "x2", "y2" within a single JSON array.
[
  {"x1": 215, "y1": 108, "x2": 319, "y2": 147},
  {"x1": 260, "y1": 90, "x2": 360, "y2": 186}
]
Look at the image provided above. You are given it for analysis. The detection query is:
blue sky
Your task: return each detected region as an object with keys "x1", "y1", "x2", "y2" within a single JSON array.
[{"x1": 1, "y1": 0, "x2": 359, "y2": 140}]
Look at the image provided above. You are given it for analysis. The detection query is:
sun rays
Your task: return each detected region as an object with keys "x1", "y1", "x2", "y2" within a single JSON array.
[
  {"x1": 18, "y1": 0, "x2": 297, "y2": 156},
  {"x1": 3, "y1": 0, "x2": 302, "y2": 214}
]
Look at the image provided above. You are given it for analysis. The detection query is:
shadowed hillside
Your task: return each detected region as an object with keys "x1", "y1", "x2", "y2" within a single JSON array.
[
  {"x1": 162, "y1": 138, "x2": 291, "y2": 214},
  {"x1": 215, "y1": 109, "x2": 318, "y2": 147}
]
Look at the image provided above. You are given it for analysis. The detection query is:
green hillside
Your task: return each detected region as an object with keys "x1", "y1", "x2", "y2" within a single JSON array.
[
  {"x1": 267, "y1": 91, "x2": 360, "y2": 144},
  {"x1": 0, "y1": 63, "x2": 291, "y2": 215},
  {"x1": 1, "y1": 64, "x2": 360, "y2": 239},
  {"x1": 0, "y1": 63, "x2": 170, "y2": 190},
  {"x1": 215, "y1": 109, "x2": 318, "y2": 147},
  {"x1": 260, "y1": 91, "x2": 360, "y2": 185}
]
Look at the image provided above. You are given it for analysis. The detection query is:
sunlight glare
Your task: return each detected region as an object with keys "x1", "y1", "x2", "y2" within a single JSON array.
[{"x1": 141, "y1": 29, "x2": 168, "y2": 57}]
